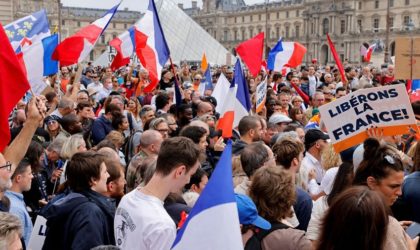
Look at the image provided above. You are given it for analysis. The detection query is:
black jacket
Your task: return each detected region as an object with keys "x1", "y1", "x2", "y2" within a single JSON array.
[{"x1": 42, "y1": 190, "x2": 116, "y2": 250}]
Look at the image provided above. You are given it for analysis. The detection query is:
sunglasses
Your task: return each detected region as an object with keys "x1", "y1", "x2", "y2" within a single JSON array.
[
  {"x1": 0, "y1": 161, "x2": 12, "y2": 172},
  {"x1": 47, "y1": 120, "x2": 58, "y2": 125}
]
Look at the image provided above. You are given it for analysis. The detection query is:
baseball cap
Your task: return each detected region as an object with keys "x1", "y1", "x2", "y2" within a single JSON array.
[
  {"x1": 305, "y1": 129, "x2": 330, "y2": 146},
  {"x1": 268, "y1": 113, "x2": 292, "y2": 124},
  {"x1": 235, "y1": 194, "x2": 271, "y2": 230}
]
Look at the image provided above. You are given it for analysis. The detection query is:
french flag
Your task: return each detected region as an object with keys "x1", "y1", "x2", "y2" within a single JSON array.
[
  {"x1": 52, "y1": 2, "x2": 121, "y2": 66},
  {"x1": 267, "y1": 38, "x2": 306, "y2": 71},
  {"x1": 109, "y1": 26, "x2": 136, "y2": 70},
  {"x1": 5, "y1": 10, "x2": 58, "y2": 94},
  {"x1": 171, "y1": 140, "x2": 243, "y2": 250},
  {"x1": 217, "y1": 60, "x2": 251, "y2": 138},
  {"x1": 363, "y1": 44, "x2": 376, "y2": 63},
  {"x1": 135, "y1": 0, "x2": 170, "y2": 93}
]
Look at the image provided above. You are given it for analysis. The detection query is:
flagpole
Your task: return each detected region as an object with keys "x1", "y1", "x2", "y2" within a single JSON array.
[{"x1": 57, "y1": 0, "x2": 62, "y2": 42}]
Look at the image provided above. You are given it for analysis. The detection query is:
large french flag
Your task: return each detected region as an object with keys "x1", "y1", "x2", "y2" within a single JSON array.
[
  {"x1": 267, "y1": 38, "x2": 306, "y2": 71},
  {"x1": 5, "y1": 10, "x2": 58, "y2": 94},
  {"x1": 171, "y1": 140, "x2": 243, "y2": 250},
  {"x1": 135, "y1": 0, "x2": 170, "y2": 93},
  {"x1": 217, "y1": 60, "x2": 251, "y2": 138},
  {"x1": 52, "y1": 2, "x2": 120, "y2": 66}
]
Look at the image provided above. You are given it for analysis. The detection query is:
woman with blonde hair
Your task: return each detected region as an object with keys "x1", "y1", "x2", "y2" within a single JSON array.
[
  {"x1": 248, "y1": 166, "x2": 311, "y2": 250},
  {"x1": 105, "y1": 131, "x2": 127, "y2": 166},
  {"x1": 126, "y1": 97, "x2": 142, "y2": 126},
  {"x1": 58, "y1": 134, "x2": 88, "y2": 185}
]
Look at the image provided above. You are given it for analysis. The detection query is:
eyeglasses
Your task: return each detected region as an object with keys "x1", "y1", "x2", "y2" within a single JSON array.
[
  {"x1": 157, "y1": 129, "x2": 169, "y2": 133},
  {"x1": 0, "y1": 161, "x2": 12, "y2": 172}
]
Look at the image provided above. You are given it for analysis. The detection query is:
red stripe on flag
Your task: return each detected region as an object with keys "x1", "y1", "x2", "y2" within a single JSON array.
[
  {"x1": 217, "y1": 111, "x2": 234, "y2": 138},
  {"x1": 135, "y1": 30, "x2": 159, "y2": 93},
  {"x1": 52, "y1": 36, "x2": 85, "y2": 67},
  {"x1": 236, "y1": 32, "x2": 264, "y2": 78},
  {"x1": 0, "y1": 24, "x2": 30, "y2": 152}
]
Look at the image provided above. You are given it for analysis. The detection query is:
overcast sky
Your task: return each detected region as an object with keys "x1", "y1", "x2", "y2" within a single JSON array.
[{"x1": 61, "y1": 0, "x2": 264, "y2": 10}]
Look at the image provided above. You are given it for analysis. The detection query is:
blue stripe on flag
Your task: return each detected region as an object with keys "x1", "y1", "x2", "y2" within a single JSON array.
[
  {"x1": 172, "y1": 140, "x2": 236, "y2": 248},
  {"x1": 234, "y1": 60, "x2": 251, "y2": 111},
  {"x1": 412, "y1": 79, "x2": 420, "y2": 91},
  {"x1": 148, "y1": 0, "x2": 170, "y2": 66},
  {"x1": 43, "y1": 34, "x2": 58, "y2": 76},
  {"x1": 267, "y1": 38, "x2": 284, "y2": 70}
]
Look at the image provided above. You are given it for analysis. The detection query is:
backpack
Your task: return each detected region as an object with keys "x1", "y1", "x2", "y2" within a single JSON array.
[
  {"x1": 123, "y1": 129, "x2": 142, "y2": 165},
  {"x1": 244, "y1": 222, "x2": 289, "y2": 250}
]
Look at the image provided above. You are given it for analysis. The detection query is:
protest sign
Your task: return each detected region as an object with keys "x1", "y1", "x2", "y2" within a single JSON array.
[
  {"x1": 395, "y1": 37, "x2": 420, "y2": 80},
  {"x1": 28, "y1": 215, "x2": 47, "y2": 250},
  {"x1": 256, "y1": 78, "x2": 267, "y2": 113},
  {"x1": 319, "y1": 84, "x2": 418, "y2": 152}
]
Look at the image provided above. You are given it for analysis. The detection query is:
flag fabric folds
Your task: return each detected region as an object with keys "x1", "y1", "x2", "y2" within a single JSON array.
[
  {"x1": 171, "y1": 140, "x2": 243, "y2": 250},
  {"x1": 5, "y1": 9, "x2": 50, "y2": 51},
  {"x1": 52, "y1": 2, "x2": 121, "y2": 66},
  {"x1": 233, "y1": 60, "x2": 251, "y2": 126},
  {"x1": 267, "y1": 38, "x2": 306, "y2": 71},
  {"x1": 212, "y1": 73, "x2": 231, "y2": 114},
  {"x1": 0, "y1": 24, "x2": 31, "y2": 152},
  {"x1": 109, "y1": 26, "x2": 136, "y2": 70},
  {"x1": 326, "y1": 33, "x2": 348, "y2": 84},
  {"x1": 136, "y1": 0, "x2": 170, "y2": 93},
  {"x1": 235, "y1": 32, "x2": 264, "y2": 77},
  {"x1": 5, "y1": 9, "x2": 58, "y2": 94},
  {"x1": 20, "y1": 34, "x2": 58, "y2": 94},
  {"x1": 363, "y1": 44, "x2": 376, "y2": 62},
  {"x1": 216, "y1": 60, "x2": 251, "y2": 138}
]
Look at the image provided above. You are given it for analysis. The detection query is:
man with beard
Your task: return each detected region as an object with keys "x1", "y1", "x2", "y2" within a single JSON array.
[
  {"x1": 176, "y1": 104, "x2": 193, "y2": 131},
  {"x1": 232, "y1": 116, "x2": 264, "y2": 155},
  {"x1": 55, "y1": 113, "x2": 84, "y2": 141}
]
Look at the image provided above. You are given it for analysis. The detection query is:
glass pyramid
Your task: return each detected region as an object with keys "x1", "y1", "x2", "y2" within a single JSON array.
[{"x1": 156, "y1": 0, "x2": 234, "y2": 65}]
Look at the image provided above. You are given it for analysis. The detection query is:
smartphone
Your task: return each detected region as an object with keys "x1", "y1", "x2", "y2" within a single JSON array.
[{"x1": 406, "y1": 222, "x2": 420, "y2": 239}]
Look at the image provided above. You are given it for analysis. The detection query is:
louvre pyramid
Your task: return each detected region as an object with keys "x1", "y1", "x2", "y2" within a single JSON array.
[{"x1": 156, "y1": 0, "x2": 234, "y2": 65}]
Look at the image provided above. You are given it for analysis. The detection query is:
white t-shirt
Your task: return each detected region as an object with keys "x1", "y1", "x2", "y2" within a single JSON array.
[
  {"x1": 299, "y1": 153, "x2": 325, "y2": 193},
  {"x1": 114, "y1": 189, "x2": 176, "y2": 250}
]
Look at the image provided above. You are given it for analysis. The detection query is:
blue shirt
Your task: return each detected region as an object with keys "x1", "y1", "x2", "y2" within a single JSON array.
[
  {"x1": 402, "y1": 171, "x2": 420, "y2": 223},
  {"x1": 5, "y1": 190, "x2": 33, "y2": 246}
]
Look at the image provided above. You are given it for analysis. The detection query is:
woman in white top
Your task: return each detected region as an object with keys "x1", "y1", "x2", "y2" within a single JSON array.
[{"x1": 306, "y1": 162, "x2": 354, "y2": 243}]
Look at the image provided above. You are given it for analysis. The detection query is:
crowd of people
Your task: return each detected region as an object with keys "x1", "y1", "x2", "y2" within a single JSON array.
[{"x1": 0, "y1": 60, "x2": 419, "y2": 250}]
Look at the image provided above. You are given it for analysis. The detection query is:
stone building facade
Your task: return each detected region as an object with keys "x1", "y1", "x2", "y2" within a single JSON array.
[
  {"x1": 184, "y1": 0, "x2": 420, "y2": 64},
  {"x1": 1, "y1": 0, "x2": 141, "y2": 61}
]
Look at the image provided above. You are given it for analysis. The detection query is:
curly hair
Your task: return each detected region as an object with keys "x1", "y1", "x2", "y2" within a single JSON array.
[{"x1": 249, "y1": 166, "x2": 295, "y2": 222}]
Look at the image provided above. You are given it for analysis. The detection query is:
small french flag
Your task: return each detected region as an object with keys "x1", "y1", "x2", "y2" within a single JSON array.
[
  {"x1": 171, "y1": 140, "x2": 243, "y2": 250},
  {"x1": 217, "y1": 60, "x2": 251, "y2": 138},
  {"x1": 52, "y1": 2, "x2": 121, "y2": 66},
  {"x1": 267, "y1": 38, "x2": 306, "y2": 71}
]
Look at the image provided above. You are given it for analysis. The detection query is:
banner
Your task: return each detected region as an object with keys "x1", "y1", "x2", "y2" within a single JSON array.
[
  {"x1": 319, "y1": 84, "x2": 418, "y2": 152},
  {"x1": 256, "y1": 78, "x2": 267, "y2": 113},
  {"x1": 28, "y1": 215, "x2": 47, "y2": 249}
]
